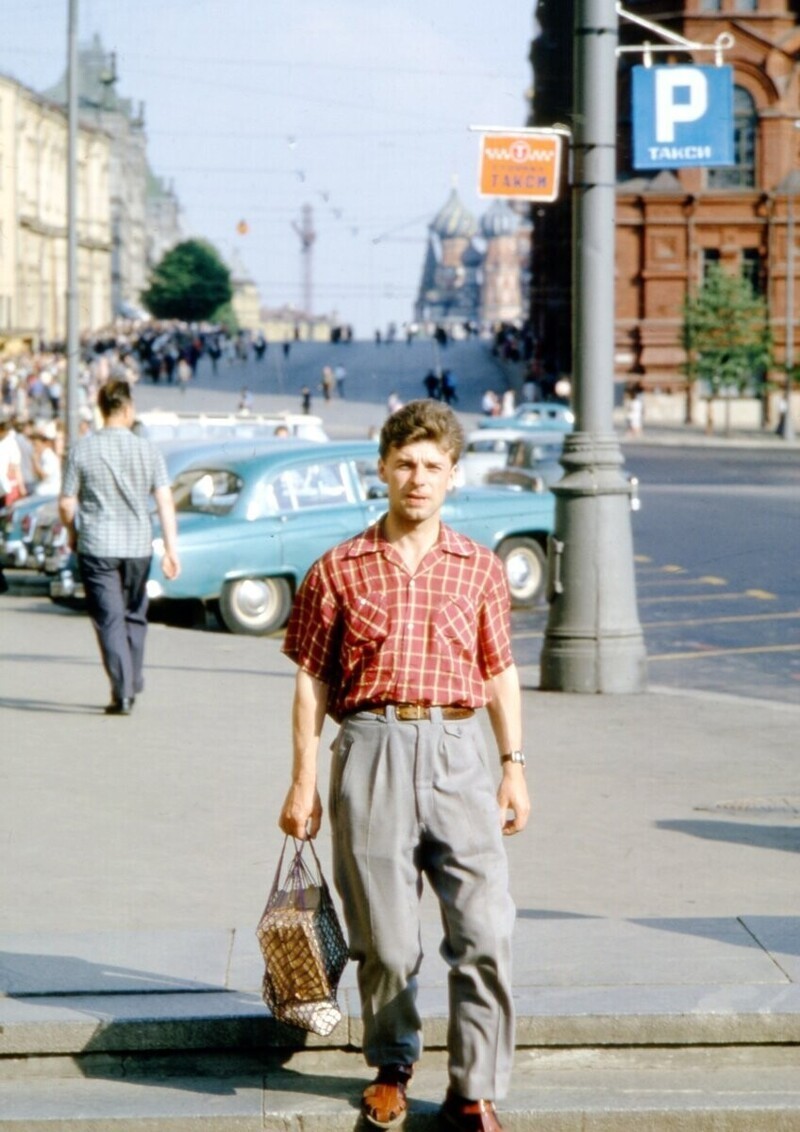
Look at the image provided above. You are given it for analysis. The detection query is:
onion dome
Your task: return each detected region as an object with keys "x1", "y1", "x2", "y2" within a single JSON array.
[
  {"x1": 430, "y1": 189, "x2": 477, "y2": 240},
  {"x1": 480, "y1": 199, "x2": 520, "y2": 239}
]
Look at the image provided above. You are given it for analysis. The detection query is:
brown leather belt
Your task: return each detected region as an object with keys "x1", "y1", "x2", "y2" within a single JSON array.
[{"x1": 365, "y1": 703, "x2": 474, "y2": 722}]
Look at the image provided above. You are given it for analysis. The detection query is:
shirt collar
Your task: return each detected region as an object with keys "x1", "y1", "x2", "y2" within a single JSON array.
[{"x1": 346, "y1": 519, "x2": 474, "y2": 559}]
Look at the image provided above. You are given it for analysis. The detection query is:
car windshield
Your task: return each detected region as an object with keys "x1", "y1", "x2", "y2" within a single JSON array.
[
  {"x1": 467, "y1": 438, "x2": 511, "y2": 454},
  {"x1": 509, "y1": 441, "x2": 563, "y2": 467},
  {"x1": 172, "y1": 468, "x2": 243, "y2": 515}
]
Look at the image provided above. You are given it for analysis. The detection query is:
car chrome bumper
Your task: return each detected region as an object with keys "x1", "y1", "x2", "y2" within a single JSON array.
[
  {"x1": 1, "y1": 540, "x2": 29, "y2": 568},
  {"x1": 50, "y1": 571, "x2": 84, "y2": 600}
]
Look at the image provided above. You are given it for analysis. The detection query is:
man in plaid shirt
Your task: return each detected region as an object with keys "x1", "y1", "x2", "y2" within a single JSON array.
[
  {"x1": 59, "y1": 380, "x2": 180, "y2": 715},
  {"x1": 279, "y1": 400, "x2": 530, "y2": 1132}
]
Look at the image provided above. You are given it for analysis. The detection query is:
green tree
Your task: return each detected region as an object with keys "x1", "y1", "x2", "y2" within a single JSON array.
[
  {"x1": 682, "y1": 265, "x2": 772, "y2": 435},
  {"x1": 141, "y1": 239, "x2": 232, "y2": 323}
]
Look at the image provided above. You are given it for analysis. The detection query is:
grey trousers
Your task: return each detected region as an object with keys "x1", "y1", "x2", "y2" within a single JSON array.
[
  {"x1": 329, "y1": 707, "x2": 516, "y2": 1100},
  {"x1": 79, "y1": 554, "x2": 150, "y2": 702}
]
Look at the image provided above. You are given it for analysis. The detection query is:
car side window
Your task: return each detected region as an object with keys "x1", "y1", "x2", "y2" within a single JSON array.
[
  {"x1": 509, "y1": 443, "x2": 525, "y2": 468},
  {"x1": 272, "y1": 462, "x2": 354, "y2": 511},
  {"x1": 354, "y1": 457, "x2": 384, "y2": 499},
  {"x1": 245, "y1": 478, "x2": 280, "y2": 520},
  {"x1": 172, "y1": 469, "x2": 242, "y2": 515}
]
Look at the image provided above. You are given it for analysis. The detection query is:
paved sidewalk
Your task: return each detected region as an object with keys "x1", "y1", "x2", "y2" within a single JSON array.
[{"x1": 1, "y1": 586, "x2": 798, "y2": 1051}]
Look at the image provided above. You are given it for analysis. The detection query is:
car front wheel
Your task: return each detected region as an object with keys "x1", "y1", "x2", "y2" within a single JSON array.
[
  {"x1": 497, "y1": 537, "x2": 546, "y2": 607},
  {"x1": 218, "y1": 576, "x2": 293, "y2": 635}
]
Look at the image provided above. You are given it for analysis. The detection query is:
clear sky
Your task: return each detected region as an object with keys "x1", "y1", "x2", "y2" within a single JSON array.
[{"x1": 0, "y1": 0, "x2": 537, "y2": 338}]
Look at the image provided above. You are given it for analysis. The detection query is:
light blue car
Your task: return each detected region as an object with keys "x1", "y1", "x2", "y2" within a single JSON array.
[
  {"x1": 147, "y1": 440, "x2": 556, "y2": 635},
  {"x1": 477, "y1": 403, "x2": 575, "y2": 432}
]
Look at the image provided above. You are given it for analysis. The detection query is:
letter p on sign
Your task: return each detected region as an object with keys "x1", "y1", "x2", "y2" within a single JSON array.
[
  {"x1": 631, "y1": 64, "x2": 734, "y2": 170},
  {"x1": 655, "y1": 67, "x2": 708, "y2": 143}
]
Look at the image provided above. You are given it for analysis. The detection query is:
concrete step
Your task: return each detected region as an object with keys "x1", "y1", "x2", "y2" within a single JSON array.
[
  {"x1": 1, "y1": 1047, "x2": 800, "y2": 1130},
  {"x1": 3, "y1": 983, "x2": 800, "y2": 1060}
]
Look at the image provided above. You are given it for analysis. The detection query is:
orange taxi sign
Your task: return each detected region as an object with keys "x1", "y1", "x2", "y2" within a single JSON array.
[{"x1": 477, "y1": 132, "x2": 563, "y2": 202}]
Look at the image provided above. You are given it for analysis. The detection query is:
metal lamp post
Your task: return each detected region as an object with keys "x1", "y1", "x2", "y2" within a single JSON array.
[{"x1": 539, "y1": 0, "x2": 647, "y2": 693}]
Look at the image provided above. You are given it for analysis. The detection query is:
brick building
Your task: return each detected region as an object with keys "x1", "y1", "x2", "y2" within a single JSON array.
[{"x1": 529, "y1": 0, "x2": 800, "y2": 393}]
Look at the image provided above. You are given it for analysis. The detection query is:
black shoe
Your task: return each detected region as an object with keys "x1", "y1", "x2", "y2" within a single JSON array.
[{"x1": 104, "y1": 697, "x2": 134, "y2": 715}]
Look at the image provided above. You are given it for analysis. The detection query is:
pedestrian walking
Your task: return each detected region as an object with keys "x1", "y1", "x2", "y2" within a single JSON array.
[
  {"x1": 334, "y1": 363, "x2": 346, "y2": 398},
  {"x1": 278, "y1": 399, "x2": 529, "y2": 1132},
  {"x1": 58, "y1": 380, "x2": 180, "y2": 715},
  {"x1": 423, "y1": 370, "x2": 441, "y2": 399},
  {"x1": 177, "y1": 356, "x2": 192, "y2": 394},
  {"x1": 301, "y1": 385, "x2": 312, "y2": 414},
  {"x1": 441, "y1": 368, "x2": 458, "y2": 405},
  {"x1": 320, "y1": 366, "x2": 335, "y2": 401},
  {"x1": 0, "y1": 417, "x2": 25, "y2": 595}
]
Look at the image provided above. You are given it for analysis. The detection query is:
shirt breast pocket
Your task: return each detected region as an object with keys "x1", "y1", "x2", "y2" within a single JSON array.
[
  {"x1": 343, "y1": 592, "x2": 390, "y2": 651},
  {"x1": 432, "y1": 597, "x2": 475, "y2": 659}
]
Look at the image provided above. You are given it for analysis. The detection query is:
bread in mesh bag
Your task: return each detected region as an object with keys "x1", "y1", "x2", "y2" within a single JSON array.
[{"x1": 257, "y1": 839, "x2": 348, "y2": 1036}]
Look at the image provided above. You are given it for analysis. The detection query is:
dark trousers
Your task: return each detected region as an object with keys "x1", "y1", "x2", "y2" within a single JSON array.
[{"x1": 79, "y1": 554, "x2": 151, "y2": 702}]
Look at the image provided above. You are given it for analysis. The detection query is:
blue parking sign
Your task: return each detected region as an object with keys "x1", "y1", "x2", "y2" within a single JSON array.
[{"x1": 632, "y1": 65, "x2": 734, "y2": 170}]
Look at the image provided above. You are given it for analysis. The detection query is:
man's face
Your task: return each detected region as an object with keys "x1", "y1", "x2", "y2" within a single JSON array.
[{"x1": 378, "y1": 440, "x2": 456, "y2": 525}]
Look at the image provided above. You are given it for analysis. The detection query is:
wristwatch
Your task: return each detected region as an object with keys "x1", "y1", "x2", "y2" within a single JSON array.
[{"x1": 501, "y1": 750, "x2": 526, "y2": 768}]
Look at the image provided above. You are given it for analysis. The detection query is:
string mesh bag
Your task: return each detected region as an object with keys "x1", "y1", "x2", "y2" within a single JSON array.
[{"x1": 256, "y1": 836, "x2": 349, "y2": 1036}]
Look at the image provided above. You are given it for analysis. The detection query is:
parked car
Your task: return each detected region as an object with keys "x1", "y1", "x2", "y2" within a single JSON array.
[
  {"x1": 142, "y1": 440, "x2": 555, "y2": 635},
  {"x1": 0, "y1": 495, "x2": 55, "y2": 569},
  {"x1": 42, "y1": 437, "x2": 302, "y2": 606},
  {"x1": 477, "y1": 403, "x2": 575, "y2": 432},
  {"x1": 134, "y1": 410, "x2": 328, "y2": 444},
  {"x1": 485, "y1": 433, "x2": 567, "y2": 492},
  {"x1": 487, "y1": 433, "x2": 641, "y2": 511},
  {"x1": 456, "y1": 429, "x2": 525, "y2": 487}
]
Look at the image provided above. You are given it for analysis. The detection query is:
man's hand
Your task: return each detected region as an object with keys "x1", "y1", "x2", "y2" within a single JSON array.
[
  {"x1": 279, "y1": 781, "x2": 322, "y2": 840},
  {"x1": 162, "y1": 550, "x2": 180, "y2": 580},
  {"x1": 497, "y1": 765, "x2": 531, "y2": 836}
]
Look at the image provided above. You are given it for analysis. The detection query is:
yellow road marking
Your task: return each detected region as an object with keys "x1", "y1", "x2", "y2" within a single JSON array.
[
  {"x1": 649, "y1": 644, "x2": 800, "y2": 661},
  {"x1": 637, "y1": 591, "x2": 776, "y2": 604},
  {"x1": 636, "y1": 575, "x2": 727, "y2": 588},
  {"x1": 512, "y1": 610, "x2": 799, "y2": 641},
  {"x1": 641, "y1": 610, "x2": 800, "y2": 630}
]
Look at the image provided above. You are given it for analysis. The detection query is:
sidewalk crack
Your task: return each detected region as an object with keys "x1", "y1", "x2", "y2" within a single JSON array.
[{"x1": 737, "y1": 917, "x2": 793, "y2": 982}]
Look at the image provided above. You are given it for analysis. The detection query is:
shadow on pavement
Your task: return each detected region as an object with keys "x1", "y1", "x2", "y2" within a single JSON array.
[
  {"x1": 657, "y1": 818, "x2": 800, "y2": 854},
  {"x1": 631, "y1": 915, "x2": 800, "y2": 957},
  {"x1": 1, "y1": 948, "x2": 317, "y2": 1095}
]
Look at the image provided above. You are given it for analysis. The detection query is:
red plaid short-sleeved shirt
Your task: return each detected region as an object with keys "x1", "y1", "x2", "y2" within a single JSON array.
[{"x1": 282, "y1": 521, "x2": 514, "y2": 720}]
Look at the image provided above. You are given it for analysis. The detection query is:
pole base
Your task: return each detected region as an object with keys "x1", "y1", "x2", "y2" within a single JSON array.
[
  {"x1": 540, "y1": 630, "x2": 647, "y2": 694},
  {"x1": 539, "y1": 431, "x2": 647, "y2": 694}
]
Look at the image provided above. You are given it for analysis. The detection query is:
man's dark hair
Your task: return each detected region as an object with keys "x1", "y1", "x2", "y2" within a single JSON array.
[
  {"x1": 97, "y1": 380, "x2": 134, "y2": 420},
  {"x1": 379, "y1": 399, "x2": 464, "y2": 462}
]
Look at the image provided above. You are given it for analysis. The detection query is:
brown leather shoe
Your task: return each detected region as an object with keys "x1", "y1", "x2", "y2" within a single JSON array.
[
  {"x1": 440, "y1": 1088, "x2": 504, "y2": 1131},
  {"x1": 362, "y1": 1063, "x2": 414, "y2": 1128}
]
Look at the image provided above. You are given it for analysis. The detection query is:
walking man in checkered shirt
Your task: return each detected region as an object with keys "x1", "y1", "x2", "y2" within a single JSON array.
[
  {"x1": 59, "y1": 380, "x2": 180, "y2": 716},
  {"x1": 279, "y1": 400, "x2": 530, "y2": 1132}
]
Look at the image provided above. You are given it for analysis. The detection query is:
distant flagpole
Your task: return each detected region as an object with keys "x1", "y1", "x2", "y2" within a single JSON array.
[{"x1": 65, "y1": 0, "x2": 79, "y2": 457}]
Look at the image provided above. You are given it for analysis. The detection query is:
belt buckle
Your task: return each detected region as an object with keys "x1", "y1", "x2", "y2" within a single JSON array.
[{"x1": 397, "y1": 703, "x2": 425, "y2": 721}]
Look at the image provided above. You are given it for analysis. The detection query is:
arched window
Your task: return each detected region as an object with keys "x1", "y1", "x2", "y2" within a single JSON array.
[{"x1": 707, "y1": 86, "x2": 757, "y2": 189}]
